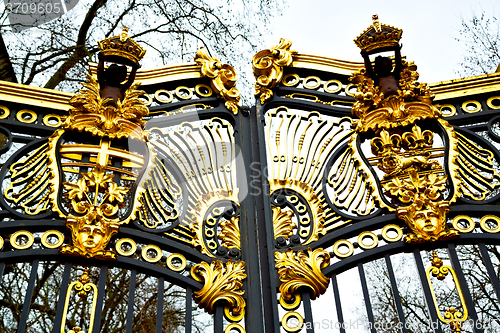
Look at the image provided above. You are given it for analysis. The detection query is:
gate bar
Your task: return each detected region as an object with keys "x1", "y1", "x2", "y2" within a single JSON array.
[
  {"x1": 358, "y1": 263, "x2": 376, "y2": 333},
  {"x1": 447, "y1": 243, "x2": 484, "y2": 333},
  {"x1": 478, "y1": 243, "x2": 500, "y2": 307},
  {"x1": 52, "y1": 262, "x2": 72, "y2": 333},
  {"x1": 156, "y1": 277, "x2": 164, "y2": 333},
  {"x1": 186, "y1": 287, "x2": 193, "y2": 333},
  {"x1": 413, "y1": 249, "x2": 443, "y2": 333},
  {"x1": 331, "y1": 274, "x2": 346, "y2": 333},
  {"x1": 214, "y1": 305, "x2": 224, "y2": 333},
  {"x1": 125, "y1": 269, "x2": 137, "y2": 333},
  {"x1": 91, "y1": 265, "x2": 108, "y2": 333},
  {"x1": 17, "y1": 259, "x2": 39, "y2": 333},
  {"x1": 384, "y1": 255, "x2": 409, "y2": 333},
  {"x1": 301, "y1": 291, "x2": 315, "y2": 333}
]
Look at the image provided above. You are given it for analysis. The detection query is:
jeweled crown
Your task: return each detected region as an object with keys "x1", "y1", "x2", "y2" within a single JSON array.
[
  {"x1": 98, "y1": 27, "x2": 146, "y2": 65},
  {"x1": 354, "y1": 15, "x2": 403, "y2": 53}
]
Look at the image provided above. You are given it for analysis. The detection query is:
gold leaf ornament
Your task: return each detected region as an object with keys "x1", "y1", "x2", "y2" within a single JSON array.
[
  {"x1": 275, "y1": 248, "x2": 330, "y2": 301},
  {"x1": 191, "y1": 260, "x2": 247, "y2": 322}
]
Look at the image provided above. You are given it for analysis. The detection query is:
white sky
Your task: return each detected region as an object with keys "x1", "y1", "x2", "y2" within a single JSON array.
[{"x1": 264, "y1": 0, "x2": 498, "y2": 84}]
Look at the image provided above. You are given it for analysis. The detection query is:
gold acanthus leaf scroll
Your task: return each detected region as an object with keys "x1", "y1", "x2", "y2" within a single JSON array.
[
  {"x1": 191, "y1": 260, "x2": 246, "y2": 322},
  {"x1": 275, "y1": 248, "x2": 330, "y2": 301},
  {"x1": 195, "y1": 47, "x2": 241, "y2": 115},
  {"x1": 64, "y1": 73, "x2": 149, "y2": 140},
  {"x1": 253, "y1": 38, "x2": 297, "y2": 104},
  {"x1": 272, "y1": 206, "x2": 296, "y2": 240},
  {"x1": 218, "y1": 216, "x2": 241, "y2": 250}
]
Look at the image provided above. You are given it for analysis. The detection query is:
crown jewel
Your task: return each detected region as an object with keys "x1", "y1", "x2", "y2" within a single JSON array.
[
  {"x1": 98, "y1": 27, "x2": 146, "y2": 65},
  {"x1": 354, "y1": 15, "x2": 403, "y2": 53}
]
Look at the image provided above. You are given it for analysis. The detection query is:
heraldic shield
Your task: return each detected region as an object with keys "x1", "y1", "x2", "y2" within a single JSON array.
[
  {"x1": 325, "y1": 15, "x2": 500, "y2": 244},
  {"x1": 0, "y1": 29, "x2": 181, "y2": 260}
]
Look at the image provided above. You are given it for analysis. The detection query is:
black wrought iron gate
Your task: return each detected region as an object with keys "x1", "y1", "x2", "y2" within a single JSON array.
[{"x1": 2, "y1": 20, "x2": 500, "y2": 333}]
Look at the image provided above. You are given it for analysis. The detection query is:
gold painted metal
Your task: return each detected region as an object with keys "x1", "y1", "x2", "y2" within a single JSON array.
[
  {"x1": 452, "y1": 215, "x2": 475, "y2": 233},
  {"x1": 224, "y1": 323, "x2": 245, "y2": 333},
  {"x1": 303, "y1": 76, "x2": 321, "y2": 89},
  {"x1": 281, "y1": 311, "x2": 303, "y2": 333},
  {"x1": 59, "y1": 165, "x2": 128, "y2": 260},
  {"x1": 98, "y1": 27, "x2": 146, "y2": 64},
  {"x1": 272, "y1": 206, "x2": 296, "y2": 240},
  {"x1": 439, "y1": 104, "x2": 457, "y2": 117},
  {"x1": 479, "y1": 215, "x2": 500, "y2": 233},
  {"x1": 194, "y1": 47, "x2": 241, "y2": 114},
  {"x1": 141, "y1": 244, "x2": 162, "y2": 263},
  {"x1": 154, "y1": 89, "x2": 174, "y2": 104},
  {"x1": 175, "y1": 86, "x2": 194, "y2": 100},
  {"x1": 139, "y1": 93, "x2": 153, "y2": 106},
  {"x1": 253, "y1": 38, "x2": 297, "y2": 104},
  {"x1": 461, "y1": 100, "x2": 481, "y2": 113},
  {"x1": 191, "y1": 260, "x2": 246, "y2": 322},
  {"x1": 426, "y1": 251, "x2": 468, "y2": 333},
  {"x1": 0, "y1": 81, "x2": 72, "y2": 111},
  {"x1": 354, "y1": 15, "x2": 403, "y2": 53},
  {"x1": 61, "y1": 268, "x2": 98, "y2": 333},
  {"x1": 41, "y1": 230, "x2": 65, "y2": 249},
  {"x1": 282, "y1": 73, "x2": 300, "y2": 87},
  {"x1": 345, "y1": 83, "x2": 357, "y2": 96},
  {"x1": 381, "y1": 224, "x2": 403, "y2": 242},
  {"x1": 275, "y1": 248, "x2": 330, "y2": 301},
  {"x1": 11, "y1": 230, "x2": 34, "y2": 250},
  {"x1": 333, "y1": 239, "x2": 354, "y2": 258},
  {"x1": 16, "y1": 109, "x2": 37, "y2": 123},
  {"x1": 43, "y1": 114, "x2": 63, "y2": 127},
  {"x1": 166, "y1": 253, "x2": 187, "y2": 272},
  {"x1": 218, "y1": 216, "x2": 241, "y2": 250},
  {"x1": 0, "y1": 105, "x2": 10, "y2": 119},
  {"x1": 323, "y1": 80, "x2": 343, "y2": 94},
  {"x1": 0, "y1": 236, "x2": 3, "y2": 250},
  {"x1": 195, "y1": 84, "x2": 213, "y2": 98},
  {"x1": 357, "y1": 231, "x2": 378, "y2": 250},
  {"x1": 279, "y1": 293, "x2": 301, "y2": 310},
  {"x1": 64, "y1": 73, "x2": 149, "y2": 140},
  {"x1": 115, "y1": 238, "x2": 137, "y2": 256},
  {"x1": 487, "y1": 96, "x2": 500, "y2": 109}
]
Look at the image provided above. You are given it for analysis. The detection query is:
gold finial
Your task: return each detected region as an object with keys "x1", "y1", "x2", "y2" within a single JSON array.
[{"x1": 372, "y1": 14, "x2": 381, "y2": 32}]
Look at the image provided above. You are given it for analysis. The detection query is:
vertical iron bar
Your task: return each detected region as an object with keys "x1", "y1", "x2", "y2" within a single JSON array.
[
  {"x1": 301, "y1": 291, "x2": 315, "y2": 333},
  {"x1": 17, "y1": 259, "x2": 39, "y2": 333},
  {"x1": 0, "y1": 262, "x2": 5, "y2": 282},
  {"x1": 125, "y1": 269, "x2": 137, "y2": 333},
  {"x1": 331, "y1": 275, "x2": 346, "y2": 333},
  {"x1": 358, "y1": 263, "x2": 376, "y2": 333},
  {"x1": 478, "y1": 243, "x2": 500, "y2": 307},
  {"x1": 156, "y1": 277, "x2": 164, "y2": 333},
  {"x1": 185, "y1": 287, "x2": 192, "y2": 333},
  {"x1": 91, "y1": 265, "x2": 108, "y2": 333},
  {"x1": 52, "y1": 262, "x2": 72, "y2": 333},
  {"x1": 413, "y1": 249, "x2": 443, "y2": 333},
  {"x1": 384, "y1": 255, "x2": 409, "y2": 333},
  {"x1": 214, "y1": 305, "x2": 224, "y2": 333},
  {"x1": 448, "y1": 243, "x2": 484, "y2": 333}
]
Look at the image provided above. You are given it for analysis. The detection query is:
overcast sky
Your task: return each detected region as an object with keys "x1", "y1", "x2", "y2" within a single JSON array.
[{"x1": 264, "y1": 0, "x2": 498, "y2": 84}]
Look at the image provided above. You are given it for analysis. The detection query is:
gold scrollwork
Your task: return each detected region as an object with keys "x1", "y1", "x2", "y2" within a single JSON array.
[
  {"x1": 195, "y1": 47, "x2": 241, "y2": 114},
  {"x1": 275, "y1": 248, "x2": 330, "y2": 301},
  {"x1": 479, "y1": 215, "x2": 500, "y2": 233},
  {"x1": 142, "y1": 244, "x2": 162, "y2": 263},
  {"x1": 166, "y1": 253, "x2": 187, "y2": 272},
  {"x1": 61, "y1": 269, "x2": 98, "y2": 333},
  {"x1": 0, "y1": 105, "x2": 10, "y2": 119},
  {"x1": 426, "y1": 251, "x2": 468, "y2": 332},
  {"x1": 191, "y1": 260, "x2": 246, "y2": 322},
  {"x1": 272, "y1": 206, "x2": 296, "y2": 240},
  {"x1": 461, "y1": 100, "x2": 481, "y2": 113},
  {"x1": 452, "y1": 215, "x2": 475, "y2": 233},
  {"x1": 487, "y1": 96, "x2": 500, "y2": 109},
  {"x1": 281, "y1": 311, "x2": 303, "y2": 333},
  {"x1": 218, "y1": 216, "x2": 241, "y2": 250},
  {"x1": 279, "y1": 293, "x2": 301, "y2": 310},
  {"x1": 41, "y1": 230, "x2": 65, "y2": 249},
  {"x1": 16, "y1": 109, "x2": 37, "y2": 124},
  {"x1": 11, "y1": 230, "x2": 34, "y2": 250},
  {"x1": 115, "y1": 238, "x2": 137, "y2": 256},
  {"x1": 253, "y1": 38, "x2": 297, "y2": 104}
]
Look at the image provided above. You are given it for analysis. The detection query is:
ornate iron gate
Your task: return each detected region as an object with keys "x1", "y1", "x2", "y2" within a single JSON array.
[{"x1": 2, "y1": 17, "x2": 500, "y2": 333}]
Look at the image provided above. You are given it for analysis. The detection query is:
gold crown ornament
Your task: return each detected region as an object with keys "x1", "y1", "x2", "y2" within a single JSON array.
[
  {"x1": 98, "y1": 27, "x2": 146, "y2": 65},
  {"x1": 354, "y1": 15, "x2": 403, "y2": 54}
]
